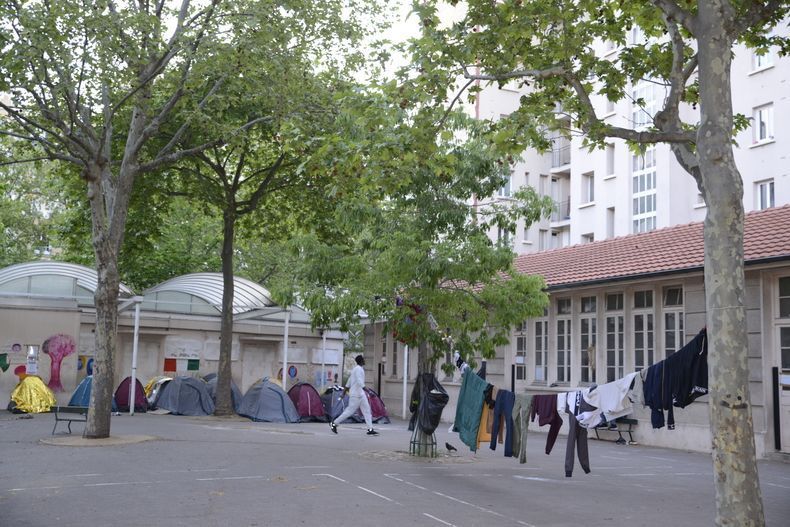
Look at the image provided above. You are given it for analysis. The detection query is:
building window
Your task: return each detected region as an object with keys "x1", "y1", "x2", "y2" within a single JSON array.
[
  {"x1": 753, "y1": 50, "x2": 773, "y2": 70},
  {"x1": 607, "y1": 207, "x2": 615, "y2": 238},
  {"x1": 629, "y1": 25, "x2": 646, "y2": 45},
  {"x1": 539, "y1": 174, "x2": 549, "y2": 196},
  {"x1": 756, "y1": 179, "x2": 775, "y2": 210},
  {"x1": 497, "y1": 226, "x2": 512, "y2": 246},
  {"x1": 633, "y1": 290, "x2": 654, "y2": 371},
  {"x1": 606, "y1": 293, "x2": 624, "y2": 382},
  {"x1": 515, "y1": 322, "x2": 527, "y2": 380},
  {"x1": 391, "y1": 340, "x2": 399, "y2": 377},
  {"x1": 632, "y1": 147, "x2": 657, "y2": 233},
  {"x1": 606, "y1": 144, "x2": 615, "y2": 177},
  {"x1": 555, "y1": 298, "x2": 571, "y2": 382},
  {"x1": 582, "y1": 171, "x2": 595, "y2": 203},
  {"x1": 580, "y1": 296, "x2": 597, "y2": 383},
  {"x1": 539, "y1": 229, "x2": 548, "y2": 251},
  {"x1": 631, "y1": 81, "x2": 658, "y2": 129},
  {"x1": 557, "y1": 317, "x2": 572, "y2": 384},
  {"x1": 663, "y1": 286, "x2": 685, "y2": 357},
  {"x1": 582, "y1": 233, "x2": 595, "y2": 244},
  {"x1": 753, "y1": 104, "x2": 774, "y2": 143},
  {"x1": 779, "y1": 277, "x2": 790, "y2": 318},
  {"x1": 534, "y1": 319, "x2": 548, "y2": 383},
  {"x1": 499, "y1": 172, "x2": 512, "y2": 198}
]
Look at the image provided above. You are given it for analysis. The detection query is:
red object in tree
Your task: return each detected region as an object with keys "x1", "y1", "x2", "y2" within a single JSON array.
[{"x1": 42, "y1": 334, "x2": 76, "y2": 392}]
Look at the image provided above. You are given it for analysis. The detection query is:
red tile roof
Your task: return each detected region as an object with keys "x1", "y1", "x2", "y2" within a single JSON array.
[{"x1": 513, "y1": 205, "x2": 790, "y2": 289}]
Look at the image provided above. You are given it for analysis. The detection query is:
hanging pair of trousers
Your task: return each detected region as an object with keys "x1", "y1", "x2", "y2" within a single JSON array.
[
  {"x1": 490, "y1": 390, "x2": 515, "y2": 457},
  {"x1": 564, "y1": 409, "x2": 591, "y2": 477}
]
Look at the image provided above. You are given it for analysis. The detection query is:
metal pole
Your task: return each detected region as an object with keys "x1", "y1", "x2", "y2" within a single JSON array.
[
  {"x1": 321, "y1": 329, "x2": 327, "y2": 391},
  {"x1": 282, "y1": 309, "x2": 291, "y2": 391},
  {"x1": 129, "y1": 300, "x2": 141, "y2": 416},
  {"x1": 402, "y1": 345, "x2": 409, "y2": 419}
]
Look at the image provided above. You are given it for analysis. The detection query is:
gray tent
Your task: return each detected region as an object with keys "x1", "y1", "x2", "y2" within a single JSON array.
[
  {"x1": 239, "y1": 378, "x2": 300, "y2": 423},
  {"x1": 203, "y1": 373, "x2": 242, "y2": 413},
  {"x1": 153, "y1": 376, "x2": 215, "y2": 416}
]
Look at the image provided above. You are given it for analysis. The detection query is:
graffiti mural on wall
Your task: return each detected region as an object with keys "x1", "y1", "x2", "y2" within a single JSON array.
[{"x1": 42, "y1": 334, "x2": 76, "y2": 392}]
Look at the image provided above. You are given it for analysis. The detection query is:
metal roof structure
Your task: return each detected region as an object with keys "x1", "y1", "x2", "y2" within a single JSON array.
[
  {"x1": 143, "y1": 272, "x2": 275, "y2": 315},
  {"x1": 0, "y1": 261, "x2": 134, "y2": 297}
]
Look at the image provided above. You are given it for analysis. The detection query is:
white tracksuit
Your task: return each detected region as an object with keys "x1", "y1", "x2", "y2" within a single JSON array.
[{"x1": 333, "y1": 365, "x2": 373, "y2": 428}]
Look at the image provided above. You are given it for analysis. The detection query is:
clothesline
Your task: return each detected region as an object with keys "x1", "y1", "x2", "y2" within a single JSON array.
[{"x1": 451, "y1": 328, "x2": 709, "y2": 477}]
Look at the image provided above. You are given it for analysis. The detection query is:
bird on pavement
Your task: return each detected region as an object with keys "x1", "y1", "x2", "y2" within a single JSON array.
[{"x1": 445, "y1": 442, "x2": 457, "y2": 452}]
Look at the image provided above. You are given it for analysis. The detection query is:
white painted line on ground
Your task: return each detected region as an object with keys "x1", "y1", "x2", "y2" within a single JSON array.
[
  {"x1": 8, "y1": 486, "x2": 62, "y2": 492},
  {"x1": 63, "y1": 473, "x2": 102, "y2": 478},
  {"x1": 384, "y1": 473, "x2": 427, "y2": 490},
  {"x1": 433, "y1": 491, "x2": 489, "y2": 513},
  {"x1": 287, "y1": 466, "x2": 330, "y2": 469},
  {"x1": 83, "y1": 481, "x2": 151, "y2": 487},
  {"x1": 619, "y1": 474, "x2": 657, "y2": 477},
  {"x1": 765, "y1": 482, "x2": 790, "y2": 490},
  {"x1": 672, "y1": 472, "x2": 709, "y2": 476},
  {"x1": 517, "y1": 521, "x2": 537, "y2": 527},
  {"x1": 644, "y1": 456, "x2": 675, "y2": 462},
  {"x1": 313, "y1": 473, "x2": 347, "y2": 483},
  {"x1": 599, "y1": 455, "x2": 628, "y2": 461},
  {"x1": 357, "y1": 485, "x2": 395, "y2": 502},
  {"x1": 513, "y1": 475, "x2": 554, "y2": 482},
  {"x1": 423, "y1": 513, "x2": 457, "y2": 526},
  {"x1": 195, "y1": 476, "x2": 268, "y2": 481}
]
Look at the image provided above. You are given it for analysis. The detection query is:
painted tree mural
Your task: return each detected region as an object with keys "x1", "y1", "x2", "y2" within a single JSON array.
[{"x1": 43, "y1": 334, "x2": 76, "y2": 392}]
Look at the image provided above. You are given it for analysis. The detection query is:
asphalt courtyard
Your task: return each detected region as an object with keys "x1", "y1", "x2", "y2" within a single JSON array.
[{"x1": 1, "y1": 410, "x2": 788, "y2": 527}]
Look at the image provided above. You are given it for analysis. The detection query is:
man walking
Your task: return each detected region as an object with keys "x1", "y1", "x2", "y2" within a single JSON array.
[{"x1": 330, "y1": 355, "x2": 378, "y2": 436}]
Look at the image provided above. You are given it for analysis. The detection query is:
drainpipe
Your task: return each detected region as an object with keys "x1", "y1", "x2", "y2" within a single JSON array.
[{"x1": 129, "y1": 296, "x2": 143, "y2": 416}]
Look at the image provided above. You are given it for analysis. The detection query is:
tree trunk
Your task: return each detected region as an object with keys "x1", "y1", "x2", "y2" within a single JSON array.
[
  {"x1": 696, "y1": 2, "x2": 765, "y2": 524},
  {"x1": 85, "y1": 249, "x2": 120, "y2": 438},
  {"x1": 411, "y1": 340, "x2": 436, "y2": 457},
  {"x1": 214, "y1": 208, "x2": 236, "y2": 416}
]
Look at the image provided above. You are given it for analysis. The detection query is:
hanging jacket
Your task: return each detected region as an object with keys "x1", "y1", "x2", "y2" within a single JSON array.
[
  {"x1": 643, "y1": 328, "x2": 708, "y2": 429},
  {"x1": 454, "y1": 370, "x2": 489, "y2": 452},
  {"x1": 576, "y1": 372, "x2": 640, "y2": 428}
]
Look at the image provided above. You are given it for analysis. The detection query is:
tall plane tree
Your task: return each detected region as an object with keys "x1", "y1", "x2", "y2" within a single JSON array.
[
  {"x1": 409, "y1": 0, "x2": 789, "y2": 523},
  {"x1": 0, "y1": 0, "x2": 261, "y2": 438},
  {"x1": 166, "y1": 0, "x2": 382, "y2": 413}
]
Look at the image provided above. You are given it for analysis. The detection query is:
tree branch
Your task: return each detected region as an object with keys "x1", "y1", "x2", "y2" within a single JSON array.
[
  {"x1": 649, "y1": 0, "x2": 697, "y2": 35},
  {"x1": 729, "y1": 0, "x2": 786, "y2": 37}
]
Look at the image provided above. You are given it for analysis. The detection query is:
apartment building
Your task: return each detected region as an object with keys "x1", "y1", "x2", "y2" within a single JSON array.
[{"x1": 474, "y1": 24, "x2": 789, "y2": 253}]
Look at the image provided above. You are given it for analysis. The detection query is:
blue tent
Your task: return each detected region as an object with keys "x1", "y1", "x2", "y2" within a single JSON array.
[
  {"x1": 203, "y1": 373, "x2": 242, "y2": 414},
  {"x1": 153, "y1": 376, "x2": 215, "y2": 416},
  {"x1": 69, "y1": 376, "x2": 118, "y2": 411}
]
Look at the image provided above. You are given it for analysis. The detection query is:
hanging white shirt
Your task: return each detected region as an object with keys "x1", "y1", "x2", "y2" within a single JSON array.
[{"x1": 576, "y1": 372, "x2": 640, "y2": 428}]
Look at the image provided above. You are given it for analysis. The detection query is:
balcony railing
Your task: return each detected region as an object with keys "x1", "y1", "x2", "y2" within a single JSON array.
[
  {"x1": 551, "y1": 199, "x2": 571, "y2": 222},
  {"x1": 551, "y1": 144, "x2": 571, "y2": 167}
]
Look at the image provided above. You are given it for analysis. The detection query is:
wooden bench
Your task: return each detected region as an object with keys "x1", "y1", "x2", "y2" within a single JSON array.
[
  {"x1": 52, "y1": 406, "x2": 88, "y2": 435},
  {"x1": 593, "y1": 417, "x2": 638, "y2": 444}
]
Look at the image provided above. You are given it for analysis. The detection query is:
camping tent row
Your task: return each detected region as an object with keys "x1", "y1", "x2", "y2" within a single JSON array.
[{"x1": 59, "y1": 376, "x2": 390, "y2": 424}]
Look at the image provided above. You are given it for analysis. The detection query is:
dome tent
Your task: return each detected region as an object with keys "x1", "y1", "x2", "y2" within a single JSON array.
[
  {"x1": 203, "y1": 373, "x2": 242, "y2": 414},
  {"x1": 287, "y1": 382, "x2": 327, "y2": 422},
  {"x1": 114, "y1": 377, "x2": 148, "y2": 413},
  {"x1": 152, "y1": 376, "x2": 215, "y2": 416},
  {"x1": 238, "y1": 378, "x2": 299, "y2": 423}
]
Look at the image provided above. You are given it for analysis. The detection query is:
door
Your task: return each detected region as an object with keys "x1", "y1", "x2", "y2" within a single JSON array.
[{"x1": 780, "y1": 326, "x2": 790, "y2": 453}]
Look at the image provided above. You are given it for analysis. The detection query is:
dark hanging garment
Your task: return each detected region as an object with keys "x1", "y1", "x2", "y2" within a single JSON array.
[
  {"x1": 643, "y1": 328, "x2": 708, "y2": 429},
  {"x1": 408, "y1": 373, "x2": 449, "y2": 435},
  {"x1": 476, "y1": 361, "x2": 487, "y2": 380},
  {"x1": 529, "y1": 393, "x2": 563, "y2": 454}
]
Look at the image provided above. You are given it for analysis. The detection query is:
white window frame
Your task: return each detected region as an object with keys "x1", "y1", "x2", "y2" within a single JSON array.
[
  {"x1": 632, "y1": 147, "x2": 657, "y2": 233},
  {"x1": 606, "y1": 293, "x2": 625, "y2": 383},
  {"x1": 631, "y1": 81, "x2": 658, "y2": 129},
  {"x1": 753, "y1": 104, "x2": 774, "y2": 144},
  {"x1": 580, "y1": 296, "x2": 597, "y2": 384},
  {"x1": 633, "y1": 290, "x2": 655, "y2": 371},
  {"x1": 499, "y1": 172, "x2": 512, "y2": 198},
  {"x1": 556, "y1": 302, "x2": 572, "y2": 384},
  {"x1": 752, "y1": 49, "x2": 773, "y2": 71},
  {"x1": 534, "y1": 318, "x2": 548, "y2": 383},
  {"x1": 515, "y1": 322, "x2": 527, "y2": 381},
  {"x1": 756, "y1": 179, "x2": 775, "y2": 210},
  {"x1": 582, "y1": 171, "x2": 595, "y2": 203},
  {"x1": 663, "y1": 286, "x2": 685, "y2": 358}
]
